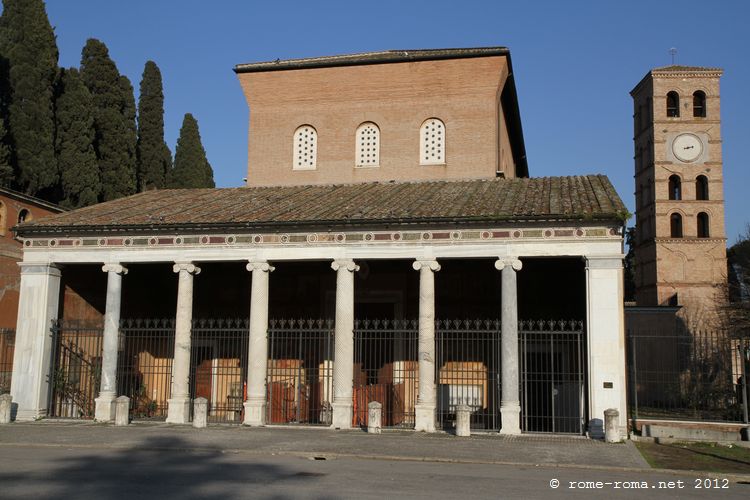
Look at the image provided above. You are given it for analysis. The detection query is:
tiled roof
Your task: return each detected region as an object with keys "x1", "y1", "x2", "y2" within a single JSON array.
[
  {"x1": 652, "y1": 65, "x2": 722, "y2": 72},
  {"x1": 234, "y1": 47, "x2": 509, "y2": 73},
  {"x1": 16, "y1": 176, "x2": 627, "y2": 236}
]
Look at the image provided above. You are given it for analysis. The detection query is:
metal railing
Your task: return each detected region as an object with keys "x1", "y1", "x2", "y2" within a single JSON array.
[
  {"x1": 266, "y1": 319, "x2": 334, "y2": 425},
  {"x1": 628, "y1": 329, "x2": 749, "y2": 424},
  {"x1": 354, "y1": 319, "x2": 418, "y2": 429},
  {"x1": 0, "y1": 328, "x2": 16, "y2": 395}
]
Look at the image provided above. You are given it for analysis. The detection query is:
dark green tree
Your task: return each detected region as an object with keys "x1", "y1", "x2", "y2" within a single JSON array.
[
  {"x1": 79, "y1": 38, "x2": 136, "y2": 201},
  {"x1": 54, "y1": 68, "x2": 100, "y2": 208},
  {"x1": 168, "y1": 113, "x2": 214, "y2": 189},
  {"x1": 0, "y1": 0, "x2": 59, "y2": 195},
  {"x1": 0, "y1": 118, "x2": 13, "y2": 187},
  {"x1": 623, "y1": 226, "x2": 636, "y2": 302},
  {"x1": 136, "y1": 61, "x2": 171, "y2": 190}
]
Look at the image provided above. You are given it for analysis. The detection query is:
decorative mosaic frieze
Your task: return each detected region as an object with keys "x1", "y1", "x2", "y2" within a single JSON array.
[{"x1": 24, "y1": 226, "x2": 621, "y2": 250}]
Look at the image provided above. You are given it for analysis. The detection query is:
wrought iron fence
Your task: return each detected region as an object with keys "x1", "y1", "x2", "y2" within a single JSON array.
[
  {"x1": 191, "y1": 318, "x2": 249, "y2": 424},
  {"x1": 49, "y1": 320, "x2": 103, "y2": 419},
  {"x1": 628, "y1": 330, "x2": 750, "y2": 424},
  {"x1": 266, "y1": 319, "x2": 334, "y2": 425},
  {"x1": 0, "y1": 328, "x2": 15, "y2": 395},
  {"x1": 354, "y1": 319, "x2": 418, "y2": 429},
  {"x1": 436, "y1": 319, "x2": 501, "y2": 431},
  {"x1": 119, "y1": 319, "x2": 175, "y2": 420},
  {"x1": 519, "y1": 320, "x2": 586, "y2": 434}
]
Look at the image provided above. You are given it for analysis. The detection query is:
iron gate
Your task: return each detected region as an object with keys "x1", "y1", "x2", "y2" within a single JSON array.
[
  {"x1": 118, "y1": 319, "x2": 175, "y2": 420},
  {"x1": 49, "y1": 320, "x2": 103, "y2": 419},
  {"x1": 519, "y1": 320, "x2": 586, "y2": 434},
  {"x1": 190, "y1": 319, "x2": 249, "y2": 424},
  {"x1": 0, "y1": 328, "x2": 15, "y2": 394},
  {"x1": 266, "y1": 319, "x2": 334, "y2": 425},
  {"x1": 353, "y1": 319, "x2": 418, "y2": 429},
  {"x1": 436, "y1": 320, "x2": 501, "y2": 431}
]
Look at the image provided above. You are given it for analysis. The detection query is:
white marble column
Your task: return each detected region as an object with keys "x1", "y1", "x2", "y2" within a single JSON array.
[
  {"x1": 166, "y1": 262, "x2": 200, "y2": 424},
  {"x1": 585, "y1": 256, "x2": 627, "y2": 440},
  {"x1": 244, "y1": 260, "x2": 274, "y2": 426},
  {"x1": 10, "y1": 263, "x2": 62, "y2": 421},
  {"x1": 94, "y1": 263, "x2": 128, "y2": 422},
  {"x1": 412, "y1": 259, "x2": 440, "y2": 432},
  {"x1": 331, "y1": 259, "x2": 359, "y2": 429},
  {"x1": 495, "y1": 257, "x2": 523, "y2": 435}
]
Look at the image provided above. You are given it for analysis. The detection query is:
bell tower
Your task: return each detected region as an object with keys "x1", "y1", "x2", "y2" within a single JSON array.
[{"x1": 631, "y1": 66, "x2": 727, "y2": 313}]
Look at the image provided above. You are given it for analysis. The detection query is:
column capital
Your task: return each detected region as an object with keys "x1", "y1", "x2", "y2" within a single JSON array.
[
  {"x1": 173, "y1": 262, "x2": 201, "y2": 275},
  {"x1": 246, "y1": 260, "x2": 275, "y2": 273},
  {"x1": 331, "y1": 259, "x2": 359, "y2": 272},
  {"x1": 102, "y1": 263, "x2": 128, "y2": 275},
  {"x1": 18, "y1": 262, "x2": 61, "y2": 277},
  {"x1": 494, "y1": 257, "x2": 523, "y2": 271},
  {"x1": 412, "y1": 259, "x2": 441, "y2": 272}
]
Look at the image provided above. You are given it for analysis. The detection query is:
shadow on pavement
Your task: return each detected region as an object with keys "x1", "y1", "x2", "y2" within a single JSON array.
[{"x1": 0, "y1": 435, "x2": 328, "y2": 499}]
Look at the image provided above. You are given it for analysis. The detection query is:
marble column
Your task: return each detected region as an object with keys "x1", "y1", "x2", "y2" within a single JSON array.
[
  {"x1": 94, "y1": 263, "x2": 128, "y2": 422},
  {"x1": 331, "y1": 259, "x2": 359, "y2": 429},
  {"x1": 10, "y1": 263, "x2": 61, "y2": 421},
  {"x1": 244, "y1": 260, "x2": 274, "y2": 426},
  {"x1": 412, "y1": 259, "x2": 440, "y2": 432},
  {"x1": 166, "y1": 262, "x2": 200, "y2": 424},
  {"x1": 495, "y1": 257, "x2": 523, "y2": 435}
]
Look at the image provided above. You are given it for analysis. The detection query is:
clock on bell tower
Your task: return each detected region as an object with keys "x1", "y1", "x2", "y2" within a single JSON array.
[{"x1": 630, "y1": 66, "x2": 727, "y2": 311}]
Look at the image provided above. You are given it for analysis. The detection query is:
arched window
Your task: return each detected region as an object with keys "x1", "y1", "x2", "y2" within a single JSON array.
[
  {"x1": 293, "y1": 125, "x2": 317, "y2": 170},
  {"x1": 355, "y1": 122, "x2": 380, "y2": 167},
  {"x1": 696, "y1": 175, "x2": 709, "y2": 200},
  {"x1": 666, "y1": 91, "x2": 680, "y2": 117},
  {"x1": 668, "y1": 175, "x2": 682, "y2": 200},
  {"x1": 420, "y1": 118, "x2": 445, "y2": 165},
  {"x1": 693, "y1": 91, "x2": 706, "y2": 118},
  {"x1": 17, "y1": 209, "x2": 31, "y2": 224},
  {"x1": 697, "y1": 212, "x2": 710, "y2": 238},
  {"x1": 670, "y1": 213, "x2": 683, "y2": 238}
]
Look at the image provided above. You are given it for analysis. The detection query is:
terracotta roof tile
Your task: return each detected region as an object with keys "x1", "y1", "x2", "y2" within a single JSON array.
[{"x1": 16, "y1": 176, "x2": 627, "y2": 236}]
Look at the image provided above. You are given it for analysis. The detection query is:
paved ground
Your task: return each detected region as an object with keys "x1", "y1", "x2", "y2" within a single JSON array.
[
  {"x1": 2, "y1": 443, "x2": 749, "y2": 499},
  {"x1": 0, "y1": 420, "x2": 650, "y2": 469}
]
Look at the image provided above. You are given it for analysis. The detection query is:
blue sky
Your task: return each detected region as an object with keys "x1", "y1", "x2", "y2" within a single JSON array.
[{"x1": 43, "y1": 0, "x2": 749, "y2": 243}]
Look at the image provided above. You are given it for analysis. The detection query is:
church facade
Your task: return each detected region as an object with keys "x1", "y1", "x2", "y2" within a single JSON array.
[{"x1": 10, "y1": 48, "x2": 628, "y2": 438}]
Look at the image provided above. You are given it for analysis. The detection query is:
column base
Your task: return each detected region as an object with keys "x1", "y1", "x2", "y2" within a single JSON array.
[
  {"x1": 414, "y1": 403, "x2": 436, "y2": 432},
  {"x1": 499, "y1": 402, "x2": 521, "y2": 435},
  {"x1": 13, "y1": 407, "x2": 43, "y2": 421},
  {"x1": 331, "y1": 402, "x2": 352, "y2": 429},
  {"x1": 94, "y1": 392, "x2": 117, "y2": 422},
  {"x1": 243, "y1": 400, "x2": 266, "y2": 426},
  {"x1": 166, "y1": 397, "x2": 191, "y2": 424}
]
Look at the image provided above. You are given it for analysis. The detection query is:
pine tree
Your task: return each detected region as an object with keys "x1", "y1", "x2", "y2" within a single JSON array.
[
  {"x1": 169, "y1": 113, "x2": 214, "y2": 189},
  {"x1": 136, "y1": 61, "x2": 171, "y2": 190},
  {"x1": 0, "y1": 0, "x2": 59, "y2": 195},
  {"x1": 80, "y1": 38, "x2": 136, "y2": 201},
  {"x1": 0, "y1": 119, "x2": 13, "y2": 187},
  {"x1": 54, "y1": 68, "x2": 100, "y2": 208}
]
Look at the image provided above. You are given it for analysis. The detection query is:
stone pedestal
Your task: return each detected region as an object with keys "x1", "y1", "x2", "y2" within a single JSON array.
[
  {"x1": 367, "y1": 401, "x2": 382, "y2": 434},
  {"x1": 244, "y1": 261, "x2": 274, "y2": 427},
  {"x1": 114, "y1": 396, "x2": 129, "y2": 426},
  {"x1": 193, "y1": 397, "x2": 208, "y2": 428},
  {"x1": 94, "y1": 392, "x2": 116, "y2": 422},
  {"x1": 604, "y1": 408, "x2": 620, "y2": 443},
  {"x1": 167, "y1": 262, "x2": 200, "y2": 425},
  {"x1": 0, "y1": 393, "x2": 12, "y2": 423},
  {"x1": 455, "y1": 404, "x2": 471, "y2": 437},
  {"x1": 331, "y1": 259, "x2": 358, "y2": 429},
  {"x1": 413, "y1": 259, "x2": 440, "y2": 433}
]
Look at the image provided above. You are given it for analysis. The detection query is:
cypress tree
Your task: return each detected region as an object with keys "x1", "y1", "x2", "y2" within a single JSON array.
[
  {"x1": 0, "y1": 119, "x2": 13, "y2": 187},
  {"x1": 79, "y1": 38, "x2": 136, "y2": 201},
  {"x1": 54, "y1": 68, "x2": 100, "y2": 208},
  {"x1": 0, "y1": 0, "x2": 59, "y2": 195},
  {"x1": 169, "y1": 113, "x2": 214, "y2": 189},
  {"x1": 137, "y1": 61, "x2": 171, "y2": 191}
]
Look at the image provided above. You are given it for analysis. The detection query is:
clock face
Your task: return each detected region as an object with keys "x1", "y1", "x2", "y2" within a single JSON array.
[{"x1": 672, "y1": 133, "x2": 703, "y2": 163}]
